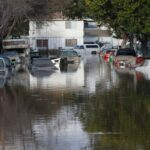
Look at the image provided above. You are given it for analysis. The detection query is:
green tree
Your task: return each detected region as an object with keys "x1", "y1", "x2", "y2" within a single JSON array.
[
  {"x1": 85, "y1": 0, "x2": 150, "y2": 55},
  {"x1": 63, "y1": 0, "x2": 87, "y2": 19}
]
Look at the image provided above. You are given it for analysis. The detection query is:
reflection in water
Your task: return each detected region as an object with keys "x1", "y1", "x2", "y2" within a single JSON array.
[
  {"x1": 0, "y1": 55, "x2": 149, "y2": 150},
  {"x1": 29, "y1": 62, "x2": 85, "y2": 91}
]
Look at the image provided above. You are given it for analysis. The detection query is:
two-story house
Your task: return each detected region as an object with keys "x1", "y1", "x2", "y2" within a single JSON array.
[
  {"x1": 84, "y1": 19, "x2": 122, "y2": 48},
  {"x1": 29, "y1": 17, "x2": 84, "y2": 51}
]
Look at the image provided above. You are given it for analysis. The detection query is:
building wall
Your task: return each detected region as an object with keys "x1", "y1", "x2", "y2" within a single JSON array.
[{"x1": 29, "y1": 20, "x2": 84, "y2": 50}]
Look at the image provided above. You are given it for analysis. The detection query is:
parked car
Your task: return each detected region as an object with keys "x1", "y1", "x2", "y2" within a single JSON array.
[
  {"x1": 0, "y1": 55, "x2": 11, "y2": 68},
  {"x1": 84, "y1": 44, "x2": 101, "y2": 55},
  {"x1": 59, "y1": 48, "x2": 81, "y2": 65},
  {"x1": 74, "y1": 44, "x2": 101, "y2": 55},
  {"x1": 29, "y1": 58, "x2": 57, "y2": 77},
  {"x1": 0, "y1": 57, "x2": 9, "y2": 76},
  {"x1": 3, "y1": 51, "x2": 20, "y2": 65},
  {"x1": 113, "y1": 48, "x2": 144, "y2": 68}
]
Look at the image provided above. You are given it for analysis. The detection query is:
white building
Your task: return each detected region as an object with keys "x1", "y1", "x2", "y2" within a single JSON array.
[
  {"x1": 84, "y1": 19, "x2": 122, "y2": 47},
  {"x1": 29, "y1": 20, "x2": 84, "y2": 50}
]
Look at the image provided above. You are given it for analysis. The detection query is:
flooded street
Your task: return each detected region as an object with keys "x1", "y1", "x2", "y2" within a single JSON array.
[{"x1": 0, "y1": 55, "x2": 150, "y2": 150}]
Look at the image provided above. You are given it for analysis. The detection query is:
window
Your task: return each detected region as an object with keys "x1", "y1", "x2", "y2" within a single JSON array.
[
  {"x1": 36, "y1": 39, "x2": 48, "y2": 49},
  {"x1": 65, "y1": 21, "x2": 77, "y2": 29},
  {"x1": 65, "y1": 39, "x2": 77, "y2": 47}
]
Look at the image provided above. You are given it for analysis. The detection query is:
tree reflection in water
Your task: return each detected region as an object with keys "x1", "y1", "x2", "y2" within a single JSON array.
[{"x1": 0, "y1": 57, "x2": 149, "y2": 149}]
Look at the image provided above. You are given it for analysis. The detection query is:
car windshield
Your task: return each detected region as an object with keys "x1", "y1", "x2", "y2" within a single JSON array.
[
  {"x1": 4, "y1": 51, "x2": 18, "y2": 56},
  {"x1": 116, "y1": 49, "x2": 136, "y2": 56},
  {"x1": 61, "y1": 51, "x2": 78, "y2": 57},
  {"x1": 74, "y1": 45, "x2": 84, "y2": 49},
  {"x1": 33, "y1": 59, "x2": 53, "y2": 67}
]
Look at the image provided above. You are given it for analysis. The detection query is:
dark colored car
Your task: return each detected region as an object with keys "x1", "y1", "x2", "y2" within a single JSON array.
[
  {"x1": 3, "y1": 51, "x2": 20, "y2": 65},
  {"x1": 29, "y1": 57, "x2": 57, "y2": 77}
]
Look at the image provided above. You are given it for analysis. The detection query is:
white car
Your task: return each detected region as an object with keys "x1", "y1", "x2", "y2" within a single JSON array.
[
  {"x1": 84, "y1": 44, "x2": 101, "y2": 54},
  {"x1": 135, "y1": 59, "x2": 150, "y2": 73},
  {"x1": 74, "y1": 44, "x2": 101, "y2": 55}
]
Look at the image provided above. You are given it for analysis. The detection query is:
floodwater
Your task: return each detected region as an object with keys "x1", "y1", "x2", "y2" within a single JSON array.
[{"x1": 0, "y1": 55, "x2": 149, "y2": 150}]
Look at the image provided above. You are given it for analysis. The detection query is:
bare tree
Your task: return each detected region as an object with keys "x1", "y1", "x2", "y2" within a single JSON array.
[{"x1": 0, "y1": 0, "x2": 67, "y2": 40}]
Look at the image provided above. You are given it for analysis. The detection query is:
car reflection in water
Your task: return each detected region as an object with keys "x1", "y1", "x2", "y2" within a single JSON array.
[
  {"x1": 60, "y1": 63, "x2": 80, "y2": 73},
  {"x1": 0, "y1": 57, "x2": 11, "y2": 88},
  {"x1": 29, "y1": 57, "x2": 57, "y2": 78},
  {"x1": 29, "y1": 61, "x2": 84, "y2": 90}
]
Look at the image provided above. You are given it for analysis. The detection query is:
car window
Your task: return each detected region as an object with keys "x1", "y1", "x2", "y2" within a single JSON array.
[
  {"x1": 80, "y1": 46, "x2": 84, "y2": 49},
  {"x1": 74, "y1": 45, "x2": 79, "y2": 49},
  {"x1": 85, "y1": 45, "x2": 99, "y2": 48},
  {"x1": 116, "y1": 49, "x2": 136, "y2": 56}
]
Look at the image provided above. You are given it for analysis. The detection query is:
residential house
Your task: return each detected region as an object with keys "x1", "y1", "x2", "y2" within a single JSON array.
[
  {"x1": 84, "y1": 19, "x2": 122, "y2": 48},
  {"x1": 29, "y1": 14, "x2": 84, "y2": 51}
]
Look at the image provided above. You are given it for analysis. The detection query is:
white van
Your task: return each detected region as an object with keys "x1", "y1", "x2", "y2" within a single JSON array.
[
  {"x1": 84, "y1": 44, "x2": 100, "y2": 54},
  {"x1": 74, "y1": 44, "x2": 100, "y2": 56}
]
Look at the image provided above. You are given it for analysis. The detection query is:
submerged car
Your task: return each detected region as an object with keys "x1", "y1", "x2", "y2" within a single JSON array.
[
  {"x1": 59, "y1": 49, "x2": 81, "y2": 65},
  {"x1": 3, "y1": 51, "x2": 20, "y2": 65},
  {"x1": 113, "y1": 48, "x2": 144, "y2": 68},
  {"x1": 29, "y1": 58, "x2": 57, "y2": 77},
  {"x1": 0, "y1": 57, "x2": 8, "y2": 74}
]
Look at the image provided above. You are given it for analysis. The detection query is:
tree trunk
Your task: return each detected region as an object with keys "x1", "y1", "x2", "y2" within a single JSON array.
[
  {"x1": 6, "y1": 18, "x2": 18, "y2": 38},
  {"x1": 128, "y1": 34, "x2": 134, "y2": 48},
  {"x1": 121, "y1": 34, "x2": 128, "y2": 48}
]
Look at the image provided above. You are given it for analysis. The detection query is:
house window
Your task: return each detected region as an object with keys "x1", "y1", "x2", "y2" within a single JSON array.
[
  {"x1": 65, "y1": 39, "x2": 77, "y2": 47},
  {"x1": 65, "y1": 21, "x2": 77, "y2": 29},
  {"x1": 36, "y1": 39, "x2": 48, "y2": 50}
]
